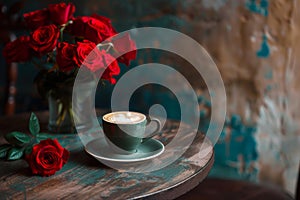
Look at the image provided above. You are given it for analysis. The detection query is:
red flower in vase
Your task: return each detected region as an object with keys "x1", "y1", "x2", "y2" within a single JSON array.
[
  {"x1": 101, "y1": 52, "x2": 121, "y2": 84},
  {"x1": 29, "y1": 24, "x2": 60, "y2": 55},
  {"x1": 68, "y1": 15, "x2": 117, "y2": 44},
  {"x1": 48, "y1": 3, "x2": 76, "y2": 25},
  {"x1": 111, "y1": 33, "x2": 137, "y2": 66},
  {"x1": 75, "y1": 40, "x2": 102, "y2": 69},
  {"x1": 2, "y1": 2, "x2": 137, "y2": 87},
  {"x1": 75, "y1": 40, "x2": 121, "y2": 83},
  {"x1": 56, "y1": 42, "x2": 77, "y2": 72},
  {"x1": 23, "y1": 8, "x2": 50, "y2": 30}
]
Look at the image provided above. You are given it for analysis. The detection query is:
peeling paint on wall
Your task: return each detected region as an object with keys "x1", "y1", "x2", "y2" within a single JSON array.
[
  {"x1": 246, "y1": 0, "x2": 269, "y2": 16},
  {"x1": 256, "y1": 34, "x2": 270, "y2": 58}
]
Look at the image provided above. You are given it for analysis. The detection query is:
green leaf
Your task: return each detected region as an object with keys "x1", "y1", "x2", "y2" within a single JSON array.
[
  {"x1": 5, "y1": 131, "x2": 31, "y2": 146},
  {"x1": 0, "y1": 144, "x2": 12, "y2": 159},
  {"x1": 29, "y1": 113, "x2": 40, "y2": 136},
  {"x1": 24, "y1": 145, "x2": 33, "y2": 155},
  {"x1": 7, "y1": 147, "x2": 24, "y2": 160},
  {"x1": 36, "y1": 133, "x2": 51, "y2": 140}
]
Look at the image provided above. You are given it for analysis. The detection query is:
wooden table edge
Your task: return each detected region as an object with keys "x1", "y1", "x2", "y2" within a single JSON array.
[{"x1": 131, "y1": 150, "x2": 215, "y2": 200}]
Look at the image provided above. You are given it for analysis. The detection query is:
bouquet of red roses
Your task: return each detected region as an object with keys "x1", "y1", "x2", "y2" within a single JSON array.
[
  {"x1": 2, "y1": 2, "x2": 136, "y2": 132},
  {"x1": 3, "y1": 2, "x2": 136, "y2": 83}
]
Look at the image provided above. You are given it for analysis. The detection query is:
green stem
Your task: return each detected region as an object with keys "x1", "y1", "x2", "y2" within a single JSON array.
[{"x1": 60, "y1": 20, "x2": 73, "y2": 41}]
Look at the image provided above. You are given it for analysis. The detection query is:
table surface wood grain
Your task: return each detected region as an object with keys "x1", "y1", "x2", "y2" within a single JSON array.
[{"x1": 0, "y1": 111, "x2": 214, "y2": 200}]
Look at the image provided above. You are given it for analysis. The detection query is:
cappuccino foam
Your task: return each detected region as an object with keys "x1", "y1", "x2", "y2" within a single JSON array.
[{"x1": 103, "y1": 111, "x2": 145, "y2": 124}]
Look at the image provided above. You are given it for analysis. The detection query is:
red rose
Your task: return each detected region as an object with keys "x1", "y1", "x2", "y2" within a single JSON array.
[
  {"x1": 101, "y1": 53, "x2": 120, "y2": 84},
  {"x1": 74, "y1": 40, "x2": 103, "y2": 71},
  {"x1": 56, "y1": 42, "x2": 77, "y2": 72},
  {"x1": 48, "y1": 3, "x2": 75, "y2": 25},
  {"x1": 111, "y1": 33, "x2": 137, "y2": 66},
  {"x1": 25, "y1": 139, "x2": 69, "y2": 176},
  {"x1": 69, "y1": 15, "x2": 116, "y2": 44},
  {"x1": 74, "y1": 40, "x2": 120, "y2": 82},
  {"x1": 29, "y1": 24, "x2": 60, "y2": 55},
  {"x1": 3, "y1": 36, "x2": 32, "y2": 63},
  {"x1": 23, "y1": 8, "x2": 50, "y2": 30},
  {"x1": 91, "y1": 14, "x2": 117, "y2": 39}
]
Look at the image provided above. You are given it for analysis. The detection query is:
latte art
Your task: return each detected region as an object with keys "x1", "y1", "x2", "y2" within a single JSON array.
[{"x1": 103, "y1": 111, "x2": 145, "y2": 124}]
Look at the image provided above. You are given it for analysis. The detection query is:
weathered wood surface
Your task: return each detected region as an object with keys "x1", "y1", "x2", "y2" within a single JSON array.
[{"x1": 0, "y1": 112, "x2": 214, "y2": 200}]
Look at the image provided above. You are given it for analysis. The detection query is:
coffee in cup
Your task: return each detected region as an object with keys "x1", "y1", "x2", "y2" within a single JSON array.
[{"x1": 102, "y1": 111, "x2": 161, "y2": 154}]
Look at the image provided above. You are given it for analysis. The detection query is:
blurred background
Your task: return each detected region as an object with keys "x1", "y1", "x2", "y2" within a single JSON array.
[{"x1": 0, "y1": 0, "x2": 299, "y2": 197}]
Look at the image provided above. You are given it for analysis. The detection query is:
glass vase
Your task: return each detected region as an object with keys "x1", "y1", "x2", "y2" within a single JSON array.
[{"x1": 48, "y1": 85, "x2": 75, "y2": 133}]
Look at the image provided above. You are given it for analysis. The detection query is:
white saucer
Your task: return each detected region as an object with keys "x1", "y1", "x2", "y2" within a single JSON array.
[{"x1": 85, "y1": 138, "x2": 164, "y2": 163}]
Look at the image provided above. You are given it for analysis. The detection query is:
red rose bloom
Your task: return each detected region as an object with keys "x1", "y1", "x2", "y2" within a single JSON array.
[
  {"x1": 3, "y1": 36, "x2": 32, "y2": 63},
  {"x1": 56, "y1": 42, "x2": 77, "y2": 72},
  {"x1": 1, "y1": 3, "x2": 134, "y2": 94},
  {"x1": 74, "y1": 40, "x2": 120, "y2": 82},
  {"x1": 29, "y1": 24, "x2": 60, "y2": 55},
  {"x1": 91, "y1": 14, "x2": 117, "y2": 39},
  {"x1": 74, "y1": 40, "x2": 103, "y2": 71},
  {"x1": 48, "y1": 3, "x2": 75, "y2": 25},
  {"x1": 111, "y1": 33, "x2": 137, "y2": 66},
  {"x1": 101, "y1": 52, "x2": 120, "y2": 84},
  {"x1": 25, "y1": 139, "x2": 69, "y2": 176},
  {"x1": 69, "y1": 15, "x2": 116, "y2": 44},
  {"x1": 23, "y1": 8, "x2": 50, "y2": 30},
  {"x1": 74, "y1": 40, "x2": 95, "y2": 66}
]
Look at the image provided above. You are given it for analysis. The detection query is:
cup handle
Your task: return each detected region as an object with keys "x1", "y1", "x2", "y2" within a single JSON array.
[{"x1": 142, "y1": 118, "x2": 161, "y2": 143}]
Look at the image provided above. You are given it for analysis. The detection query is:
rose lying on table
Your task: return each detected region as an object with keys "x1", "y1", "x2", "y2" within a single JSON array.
[
  {"x1": 0, "y1": 113, "x2": 69, "y2": 176},
  {"x1": 26, "y1": 138, "x2": 69, "y2": 176}
]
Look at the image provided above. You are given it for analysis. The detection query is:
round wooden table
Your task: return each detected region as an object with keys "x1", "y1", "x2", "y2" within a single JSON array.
[{"x1": 0, "y1": 111, "x2": 214, "y2": 200}]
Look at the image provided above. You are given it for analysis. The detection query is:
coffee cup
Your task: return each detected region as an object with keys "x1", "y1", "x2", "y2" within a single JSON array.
[{"x1": 102, "y1": 111, "x2": 161, "y2": 154}]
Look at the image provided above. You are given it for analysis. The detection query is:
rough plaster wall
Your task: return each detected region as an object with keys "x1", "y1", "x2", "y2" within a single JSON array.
[
  {"x1": 257, "y1": 1, "x2": 300, "y2": 195},
  {"x1": 174, "y1": 1, "x2": 299, "y2": 194},
  {"x1": 172, "y1": 0, "x2": 296, "y2": 122}
]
